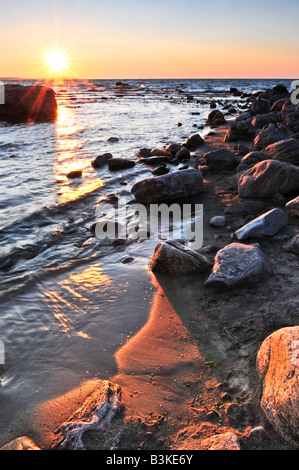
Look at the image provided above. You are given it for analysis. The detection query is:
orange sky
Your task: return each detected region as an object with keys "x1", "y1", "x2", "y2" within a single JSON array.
[{"x1": 0, "y1": 0, "x2": 298, "y2": 79}]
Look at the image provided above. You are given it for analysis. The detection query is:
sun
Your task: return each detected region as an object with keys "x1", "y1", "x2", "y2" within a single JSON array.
[{"x1": 44, "y1": 49, "x2": 69, "y2": 76}]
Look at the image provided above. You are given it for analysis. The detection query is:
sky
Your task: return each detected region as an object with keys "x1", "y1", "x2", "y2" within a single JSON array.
[{"x1": 0, "y1": 0, "x2": 298, "y2": 79}]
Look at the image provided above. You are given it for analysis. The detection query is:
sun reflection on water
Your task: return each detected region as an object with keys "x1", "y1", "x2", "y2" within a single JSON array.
[
  {"x1": 53, "y1": 95, "x2": 104, "y2": 204},
  {"x1": 43, "y1": 264, "x2": 111, "y2": 338}
]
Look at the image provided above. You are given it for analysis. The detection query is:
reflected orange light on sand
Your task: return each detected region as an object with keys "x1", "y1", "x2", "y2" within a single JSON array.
[{"x1": 43, "y1": 264, "x2": 111, "y2": 337}]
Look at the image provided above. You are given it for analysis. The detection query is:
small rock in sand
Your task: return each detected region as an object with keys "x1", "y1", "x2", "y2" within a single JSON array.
[
  {"x1": 209, "y1": 216, "x2": 226, "y2": 228},
  {"x1": 205, "y1": 243, "x2": 271, "y2": 288},
  {"x1": 150, "y1": 240, "x2": 212, "y2": 275},
  {"x1": 235, "y1": 208, "x2": 288, "y2": 240}
]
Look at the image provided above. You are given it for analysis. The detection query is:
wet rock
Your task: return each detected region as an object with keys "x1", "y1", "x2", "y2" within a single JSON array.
[
  {"x1": 0, "y1": 436, "x2": 40, "y2": 450},
  {"x1": 175, "y1": 147, "x2": 191, "y2": 161},
  {"x1": 257, "y1": 327, "x2": 299, "y2": 448},
  {"x1": 199, "y1": 432, "x2": 240, "y2": 450},
  {"x1": 236, "y1": 144, "x2": 250, "y2": 156},
  {"x1": 236, "y1": 151, "x2": 268, "y2": 174},
  {"x1": 207, "y1": 110, "x2": 226, "y2": 126},
  {"x1": 250, "y1": 98, "x2": 271, "y2": 116},
  {"x1": 139, "y1": 156, "x2": 169, "y2": 166},
  {"x1": 184, "y1": 134, "x2": 204, "y2": 151},
  {"x1": 0, "y1": 84, "x2": 57, "y2": 123},
  {"x1": 265, "y1": 138, "x2": 299, "y2": 166},
  {"x1": 286, "y1": 196, "x2": 299, "y2": 217},
  {"x1": 251, "y1": 112, "x2": 278, "y2": 129},
  {"x1": 67, "y1": 170, "x2": 83, "y2": 179},
  {"x1": 116, "y1": 81, "x2": 130, "y2": 88},
  {"x1": 238, "y1": 160, "x2": 299, "y2": 199},
  {"x1": 51, "y1": 380, "x2": 122, "y2": 450},
  {"x1": 152, "y1": 166, "x2": 170, "y2": 176},
  {"x1": 209, "y1": 216, "x2": 226, "y2": 228},
  {"x1": 166, "y1": 143, "x2": 182, "y2": 157},
  {"x1": 150, "y1": 240, "x2": 212, "y2": 275},
  {"x1": 283, "y1": 234, "x2": 299, "y2": 254},
  {"x1": 91, "y1": 153, "x2": 113, "y2": 168},
  {"x1": 224, "y1": 120, "x2": 256, "y2": 142},
  {"x1": 271, "y1": 98, "x2": 289, "y2": 113},
  {"x1": 108, "y1": 158, "x2": 136, "y2": 171},
  {"x1": 107, "y1": 137, "x2": 119, "y2": 143},
  {"x1": 205, "y1": 243, "x2": 271, "y2": 288},
  {"x1": 254, "y1": 126, "x2": 290, "y2": 151},
  {"x1": 151, "y1": 148, "x2": 169, "y2": 157},
  {"x1": 131, "y1": 169, "x2": 204, "y2": 204},
  {"x1": 137, "y1": 148, "x2": 152, "y2": 158},
  {"x1": 235, "y1": 208, "x2": 288, "y2": 240},
  {"x1": 203, "y1": 148, "x2": 240, "y2": 171}
]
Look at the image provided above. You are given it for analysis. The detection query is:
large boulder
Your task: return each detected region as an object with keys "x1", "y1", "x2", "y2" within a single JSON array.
[
  {"x1": 238, "y1": 160, "x2": 299, "y2": 199},
  {"x1": 131, "y1": 169, "x2": 204, "y2": 204},
  {"x1": 251, "y1": 112, "x2": 278, "y2": 129},
  {"x1": 235, "y1": 208, "x2": 288, "y2": 240},
  {"x1": 150, "y1": 240, "x2": 212, "y2": 275},
  {"x1": 205, "y1": 243, "x2": 271, "y2": 288},
  {"x1": 254, "y1": 126, "x2": 290, "y2": 151},
  {"x1": 0, "y1": 84, "x2": 57, "y2": 123},
  {"x1": 250, "y1": 98, "x2": 271, "y2": 116},
  {"x1": 203, "y1": 148, "x2": 240, "y2": 171},
  {"x1": 236, "y1": 151, "x2": 268, "y2": 174},
  {"x1": 257, "y1": 327, "x2": 299, "y2": 448},
  {"x1": 265, "y1": 138, "x2": 299, "y2": 166},
  {"x1": 224, "y1": 120, "x2": 256, "y2": 142}
]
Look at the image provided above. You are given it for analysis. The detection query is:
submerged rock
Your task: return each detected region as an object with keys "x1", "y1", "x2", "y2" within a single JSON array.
[
  {"x1": 51, "y1": 381, "x2": 122, "y2": 450},
  {"x1": 238, "y1": 160, "x2": 299, "y2": 199},
  {"x1": 0, "y1": 84, "x2": 57, "y2": 123},
  {"x1": 286, "y1": 196, "x2": 299, "y2": 217},
  {"x1": 203, "y1": 148, "x2": 240, "y2": 171},
  {"x1": 67, "y1": 170, "x2": 83, "y2": 179},
  {"x1": 108, "y1": 158, "x2": 136, "y2": 171},
  {"x1": 131, "y1": 169, "x2": 204, "y2": 204},
  {"x1": 257, "y1": 327, "x2": 299, "y2": 448},
  {"x1": 235, "y1": 208, "x2": 288, "y2": 240},
  {"x1": 92, "y1": 153, "x2": 113, "y2": 168},
  {"x1": 205, "y1": 243, "x2": 271, "y2": 288},
  {"x1": 150, "y1": 240, "x2": 212, "y2": 275},
  {"x1": 265, "y1": 138, "x2": 299, "y2": 166},
  {"x1": 0, "y1": 436, "x2": 40, "y2": 451}
]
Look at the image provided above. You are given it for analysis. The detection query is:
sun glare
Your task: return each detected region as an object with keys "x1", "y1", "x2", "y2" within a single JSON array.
[{"x1": 44, "y1": 49, "x2": 69, "y2": 76}]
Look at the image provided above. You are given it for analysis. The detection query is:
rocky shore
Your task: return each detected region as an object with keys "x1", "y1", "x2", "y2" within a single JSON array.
[{"x1": 1, "y1": 83, "x2": 298, "y2": 451}]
